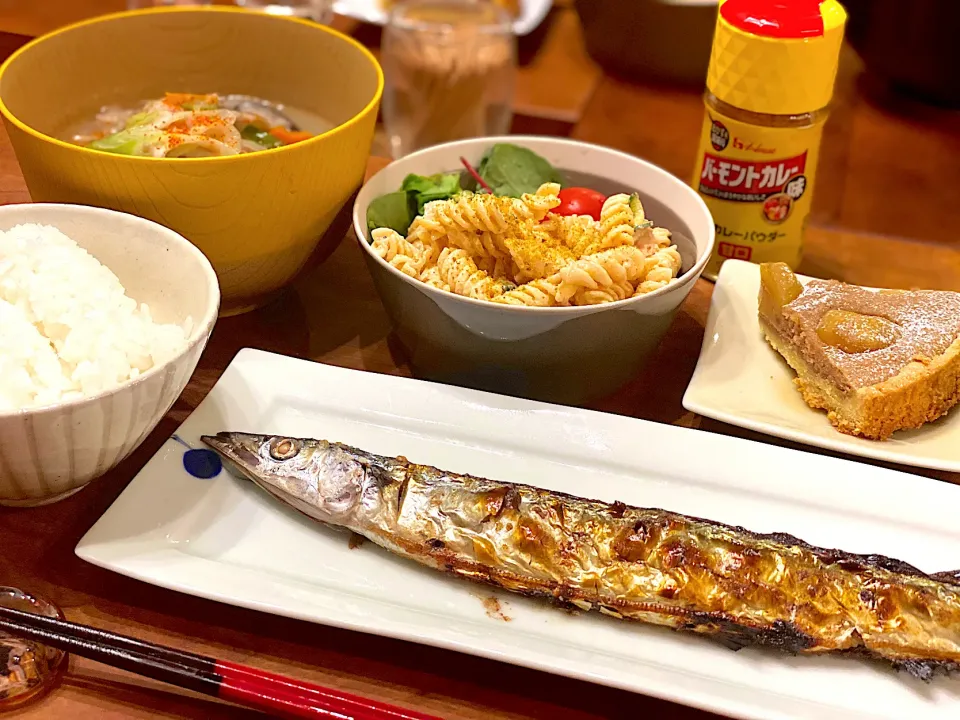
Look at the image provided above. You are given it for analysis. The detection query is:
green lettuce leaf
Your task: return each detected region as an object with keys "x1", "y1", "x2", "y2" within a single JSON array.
[
  {"x1": 401, "y1": 172, "x2": 461, "y2": 213},
  {"x1": 366, "y1": 191, "x2": 418, "y2": 236},
  {"x1": 476, "y1": 144, "x2": 562, "y2": 197}
]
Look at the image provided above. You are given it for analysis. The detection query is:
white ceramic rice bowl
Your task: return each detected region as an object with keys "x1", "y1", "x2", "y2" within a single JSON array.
[{"x1": 0, "y1": 204, "x2": 219, "y2": 506}]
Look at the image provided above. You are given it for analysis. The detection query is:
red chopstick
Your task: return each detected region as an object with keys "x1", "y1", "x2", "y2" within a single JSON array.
[{"x1": 0, "y1": 606, "x2": 440, "y2": 720}]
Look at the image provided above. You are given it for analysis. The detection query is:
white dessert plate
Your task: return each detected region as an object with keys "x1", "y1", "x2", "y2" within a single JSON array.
[
  {"x1": 331, "y1": 0, "x2": 553, "y2": 36},
  {"x1": 77, "y1": 348, "x2": 960, "y2": 720},
  {"x1": 683, "y1": 259, "x2": 960, "y2": 473}
]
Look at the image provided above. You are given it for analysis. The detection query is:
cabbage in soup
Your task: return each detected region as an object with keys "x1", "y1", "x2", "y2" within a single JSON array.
[{"x1": 65, "y1": 92, "x2": 331, "y2": 158}]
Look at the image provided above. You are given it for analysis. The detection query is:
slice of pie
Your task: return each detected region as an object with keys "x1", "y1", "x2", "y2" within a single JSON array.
[{"x1": 758, "y1": 263, "x2": 960, "y2": 440}]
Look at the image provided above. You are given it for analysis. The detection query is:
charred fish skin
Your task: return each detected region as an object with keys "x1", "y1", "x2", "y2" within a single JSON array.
[{"x1": 201, "y1": 432, "x2": 960, "y2": 680}]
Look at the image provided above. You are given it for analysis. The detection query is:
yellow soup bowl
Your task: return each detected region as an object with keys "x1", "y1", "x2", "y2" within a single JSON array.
[{"x1": 0, "y1": 7, "x2": 383, "y2": 316}]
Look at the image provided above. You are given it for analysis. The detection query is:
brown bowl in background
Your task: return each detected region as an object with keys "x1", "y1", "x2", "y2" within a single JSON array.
[{"x1": 574, "y1": 0, "x2": 718, "y2": 86}]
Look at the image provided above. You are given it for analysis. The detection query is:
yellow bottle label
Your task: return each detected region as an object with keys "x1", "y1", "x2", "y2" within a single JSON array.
[{"x1": 691, "y1": 105, "x2": 825, "y2": 280}]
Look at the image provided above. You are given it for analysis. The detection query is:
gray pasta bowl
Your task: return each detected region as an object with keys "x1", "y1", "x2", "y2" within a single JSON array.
[{"x1": 353, "y1": 136, "x2": 715, "y2": 404}]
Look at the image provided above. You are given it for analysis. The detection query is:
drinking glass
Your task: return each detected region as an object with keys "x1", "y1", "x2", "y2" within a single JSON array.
[{"x1": 382, "y1": 0, "x2": 517, "y2": 158}]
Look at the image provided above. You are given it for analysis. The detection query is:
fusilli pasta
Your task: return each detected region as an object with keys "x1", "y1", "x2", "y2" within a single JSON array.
[
  {"x1": 406, "y1": 220, "x2": 445, "y2": 265},
  {"x1": 446, "y1": 228, "x2": 510, "y2": 259},
  {"x1": 635, "y1": 225, "x2": 672, "y2": 257},
  {"x1": 419, "y1": 265, "x2": 450, "y2": 292},
  {"x1": 521, "y1": 182, "x2": 563, "y2": 221},
  {"x1": 634, "y1": 245, "x2": 683, "y2": 295},
  {"x1": 371, "y1": 227, "x2": 426, "y2": 278},
  {"x1": 369, "y1": 182, "x2": 681, "y2": 307},
  {"x1": 436, "y1": 248, "x2": 514, "y2": 300},
  {"x1": 595, "y1": 193, "x2": 637, "y2": 252},
  {"x1": 574, "y1": 282, "x2": 633, "y2": 306},
  {"x1": 504, "y1": 229, "x2": 574, "y2": 284},
  {"x1": 476, "y1": 255, "x2": 512, "y2": 279},
  {"x1": 555, "y1": 245, "x2": 648, "y2": 304},
  {"x1": 542, "y1": 213, "x2": 602, "y2": 257},
  {"x1": 418, "y1": 182, "x2": 560, "y2": 239},
  {"x1": 493, "y1": 276, "x2": 562, "y2": 307}
]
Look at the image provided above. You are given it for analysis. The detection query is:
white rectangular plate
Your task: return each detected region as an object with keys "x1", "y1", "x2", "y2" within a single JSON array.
[
  {"x1": 78, "y1": 349, "x2": 960, "y2": 720},
  {"x1": 683, "y1": 259, "x2": 960, "y2": 472},
  {"x1": 332, "y1": 0, "x2": 553, "y2": 36}
]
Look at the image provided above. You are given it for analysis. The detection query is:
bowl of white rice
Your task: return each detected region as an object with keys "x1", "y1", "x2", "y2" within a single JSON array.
[{"x1": 0, "y1": 204, "x2": 219, "y2": 506}]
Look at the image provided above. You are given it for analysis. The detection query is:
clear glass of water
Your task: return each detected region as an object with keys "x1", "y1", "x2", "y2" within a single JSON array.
[{"x1": 382, "y1": 0, "x2": 517, "y2": 158}]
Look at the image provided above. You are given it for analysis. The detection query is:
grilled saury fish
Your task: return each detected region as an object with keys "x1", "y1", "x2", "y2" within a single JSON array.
[{"x1": 202, "y1": 432, "x2": 960, "y2": 679}]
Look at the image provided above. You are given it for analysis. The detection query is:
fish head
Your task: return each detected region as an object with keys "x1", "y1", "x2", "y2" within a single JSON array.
[{"x1": 201, "y1": 432, "x2": 367, "y2": 525}]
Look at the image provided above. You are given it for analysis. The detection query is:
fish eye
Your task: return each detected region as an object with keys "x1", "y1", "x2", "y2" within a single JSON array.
[{"x1": 268, "y1": 438, "x2": 300, "y2": 461}]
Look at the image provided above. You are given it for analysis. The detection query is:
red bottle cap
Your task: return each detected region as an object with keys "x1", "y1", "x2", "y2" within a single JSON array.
[{"x1": 720, "y1": 0, "x2": 827, "y2": 39}]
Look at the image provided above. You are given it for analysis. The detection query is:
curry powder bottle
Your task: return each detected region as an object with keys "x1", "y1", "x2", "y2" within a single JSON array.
[{"x1": 692, "y1": 0, "x2": 847, "y2": 281}]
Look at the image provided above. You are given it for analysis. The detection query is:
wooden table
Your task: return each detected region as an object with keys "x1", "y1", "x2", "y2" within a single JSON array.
[{"x1": 2, "y1": 5, "x2": 960, "y2": 720}]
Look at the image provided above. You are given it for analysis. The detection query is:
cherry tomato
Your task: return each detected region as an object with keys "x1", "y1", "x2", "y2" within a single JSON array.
[{"x1": 551, "y1": 187, "x2": 607, "y2": 221}]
